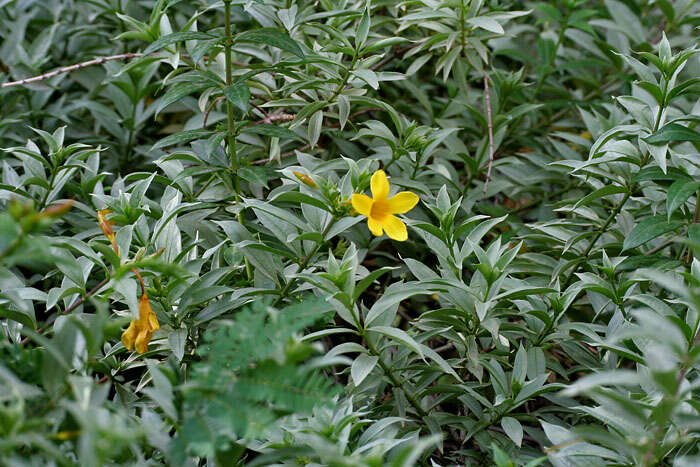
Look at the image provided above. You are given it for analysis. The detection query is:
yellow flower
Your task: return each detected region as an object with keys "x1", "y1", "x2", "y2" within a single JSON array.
[
  {"x1": 121, "y1": 293, "x2": 159, "y2": 354},
  {"x1": 351, "y1": 170, "x2": 419, "y2": 241},
  {"x1": 97, "y1": 209, "x2": 119, "y2": 255}
]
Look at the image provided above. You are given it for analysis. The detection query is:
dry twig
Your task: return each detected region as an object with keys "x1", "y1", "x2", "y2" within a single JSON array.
[{"x1": 2, "y1": 53, "x2": 143, "y2": 88}]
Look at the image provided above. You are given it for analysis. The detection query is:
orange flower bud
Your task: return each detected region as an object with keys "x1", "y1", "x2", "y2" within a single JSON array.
[
  {"x1": 41, "y1": 200, "x2": 74, "y2": 218},
  {"x1": 97, "y1": 209, "x2": 119, "y2": 255}
]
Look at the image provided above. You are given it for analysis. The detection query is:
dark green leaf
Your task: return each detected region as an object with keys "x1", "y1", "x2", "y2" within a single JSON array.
[
  {"x1": 241, "y1": 124, "x2": 305, "y2": 142},
  {"x1": 644, "y1": 123, "x2": 700, "y2": 145},
  {"x1": 622, "y1": 215, "x2": 683, "y2": 251},
  {"x1": 235, "y1": 28, "x2": 304, "y2": 58}
]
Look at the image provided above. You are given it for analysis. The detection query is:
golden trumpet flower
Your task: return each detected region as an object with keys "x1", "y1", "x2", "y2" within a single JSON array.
[
  {"x1": 121, "y1": 292, "x2": 159, "y2": 354},
  {"x1": 351, "y1": 170, "x2": 419, "y2": 241}
]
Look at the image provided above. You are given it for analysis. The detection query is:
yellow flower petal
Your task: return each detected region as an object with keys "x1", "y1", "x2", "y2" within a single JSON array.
[
  {"x1": 135, "y1": 328, "x2": 153, "y2": 354},
  {"x1": 387, "y1": 191, "x2": 419, "y2": 214},
  {"x1": 97, "y1": 209, "x2": 114, "y2": 238},
  {"x1": 121, "y1": 320, "x2": 138, "y2": 351},
  {"x1": 140, "y1": 294, "x2": 159, "y2": 331},
  {"x1": 383, "y1": 215, "x2": 408, "y2": 241},
  {"x1": 367, "y1": 217, "x2": 384, "y2": 236},
  {"x1": 351, "y1": 193, "x2": 373, "y2": 216},
  {"x1": 371, "y1": 169, "x2": 389, "y2": 200}
]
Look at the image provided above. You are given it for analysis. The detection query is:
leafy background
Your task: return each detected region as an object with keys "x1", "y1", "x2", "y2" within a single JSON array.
[{"x1": 1, "y1": 0, "x2": 700, "y2": 465}]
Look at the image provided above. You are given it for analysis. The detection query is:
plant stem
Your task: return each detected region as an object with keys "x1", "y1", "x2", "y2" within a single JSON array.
[
  {"x1": 38, "y1": 167, "x2": 57, "y2": 211},
  {"x1": 222, "y1": 0, "x2": 252, "y2": 281},
  {"x1": 561, "y1": 192, "x2": 630, "y2": 290},
  {"x1": 328, "y1": 52, "x2": 358, "y2": 103},
  {"x1": 532, "y1": 10, "x2": 568, "y2": 99},
  {"x1": 273, "y1": 217, "x2": 337, "y2": 306},
  {"x1": 482, "y1": 72, "x2": 494, "y2": 194},
  {"x1": 20, "y1": 277, "x2": 109, "y2": 345},
  {"x1": 223, "y1": 0, "x2": 239, "y2": 182},
  {"x1": 362, "y1": 330, "x2": 428, "y2": 418}
]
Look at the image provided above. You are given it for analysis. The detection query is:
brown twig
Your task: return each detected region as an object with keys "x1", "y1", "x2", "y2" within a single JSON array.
[
  {"x1": 203, "y1": 96, "x2": 225, "y2": 128},
  {"x1": 251, "y1": 112, "x2": 296, "y2": 125},
  {"x1": 2, "y1": 53, "x2": 144, "y2": 88},
  {"x1": 251, "y1": 143, "x2": 312, "y2": 165},
  {"x1": 328, "y1": 108, "x2": 380, "y2": 128},
  {"x1": 370, "y1": 44, "x2": 418, "y2": 71},
  {"x1": 2, "y1": 53, "x2": 250, "y2": 88},
  {"x1": 20, "y1": 277, "x2": 109, "y2": 344},
  {"x1": 482, "y1": 73, "x2": 495, "y2": 194}
]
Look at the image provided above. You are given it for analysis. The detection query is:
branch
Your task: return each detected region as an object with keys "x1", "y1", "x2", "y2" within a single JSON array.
[
  {"x1": 20, "y1": 277, "x2": 109, "y2": 344},
  {"x1": 2, "y1": 53, "x2": 144, "y2": 88},
  {"x1": 2, "y1": 53, "x2": 250, "y2": 88}
]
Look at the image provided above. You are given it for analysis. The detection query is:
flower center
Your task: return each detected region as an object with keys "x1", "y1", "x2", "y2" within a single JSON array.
[{"x1": 370, "y1": 199, "x2": 391, "y2": 221}]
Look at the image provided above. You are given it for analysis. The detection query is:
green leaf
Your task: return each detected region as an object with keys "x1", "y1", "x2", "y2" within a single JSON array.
[
  {"x1": 235, "y1": 28, "x2": 304, "y2": 58},
  {"x1": 241, "y1": 124, "x2": 305, "y2": 142},
  {"x1": 622, "y1": 215, "x2": 683, "y2": 251},
  {"x1": 644, "y1": 123, "x2": 700, "y2": 145},
  {"x1": 143, "y1": 31, "x2": 213, "y2": 55},
  {"x1": 667, "y1": 179, "x2": 700, "y2": 219},
  {"x1": 272, "y1": 191, "x2": 330, "y2": 212},
  {"x1": 350, "y1": 354, "x2": 378, "y2": 386},
  {"x1": 157, "y1": 82, "x2": 212, "y2": 114},
  {"x1": 238, "y1": 166, "x2": 268, "y2": 188},
  {"x1": 467, "y1": 17, "x2": 504, "y2": 34},
  {"x1": 632, "y1": 166, "x2": 690, "y2": 183},
  {"x1": 356, "y1": 7, "x2": 371, "y2": 48},
  {"x1": 223, "y1": 84, "x2": 251, "y2": 115},
  {"x1": 501, "y1": 417, "x2": 523, "y2": 447},
  {"x1": 368, "y1": 326, "x2": 424, "y2": 359},
  {"x1": 574, "y1": 185, "x2": 628, "y2": 209},
  {"x1": 561, "y1": 370, "x2": 640, "y2": 395},
  {"x1": 153, "y1": 130, "x2": 214, "y2": 150}
]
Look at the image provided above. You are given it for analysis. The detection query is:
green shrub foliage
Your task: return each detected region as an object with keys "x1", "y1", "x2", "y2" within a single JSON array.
[{"x1": 1, "y1": 0, "x2": 699, "y2": 465}]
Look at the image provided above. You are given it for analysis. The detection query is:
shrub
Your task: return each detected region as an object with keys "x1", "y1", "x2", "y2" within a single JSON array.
[{"x1": 1, "y1": 0, "x2": 699, "y2": 465}]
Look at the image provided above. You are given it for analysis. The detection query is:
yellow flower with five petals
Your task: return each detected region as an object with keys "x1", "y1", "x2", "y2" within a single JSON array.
[{"x1": 351, "y1": 170, "x2": 419, "y2": 241}]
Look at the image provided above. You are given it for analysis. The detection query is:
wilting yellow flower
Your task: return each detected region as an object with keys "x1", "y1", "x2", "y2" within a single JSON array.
[
  {"x1": 351, "y1": 170, "x2": 419, "y2": 241},
  {"x1": 97, "y1": 209, "x2": 119, "y2": 255},
  {"x1": 121, "y1": 293, "x2": 159, "y2": 354},
  {"x1": 293, "y1": 171, "x2": 317, "y2": 188}
]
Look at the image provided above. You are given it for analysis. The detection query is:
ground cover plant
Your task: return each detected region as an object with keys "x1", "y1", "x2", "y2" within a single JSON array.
[{"x1": 1, "y1": 0, "x2": 699, "y2": 465}]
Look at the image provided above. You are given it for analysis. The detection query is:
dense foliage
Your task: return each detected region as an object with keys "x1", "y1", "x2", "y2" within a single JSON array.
[{"x1": 1, "y1": 0, "x2": 700, "y2": 465}]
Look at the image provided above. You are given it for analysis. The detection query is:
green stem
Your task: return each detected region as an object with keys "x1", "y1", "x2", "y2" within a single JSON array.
[
  {"x1": 652, "y1": 78, "x2": 669, "y2": 134},
  {"x1": 38, "y1": 167, "x2": 57, "y2": 210},
  {"x1": 532, "y1": 10, "x2": 568, "y2": 99},
  {"x1": 362, "y1": 329, "x2": 429, "y2": 418},
  {"x1": 328, "y1": 52, "x2": 358, "y2": 103},
  {"x1": 223, "y1": 0, "x2": 252, "y2": 281},
  {"x1": 273, "y1": 217, "x2": 337, "y2": 306},
  {"x1": 223, "y1": 0, "x2": 239, "y2": 184},
  {"x1": 561, "y1": 191, "x2": 630, "y2": 290}
]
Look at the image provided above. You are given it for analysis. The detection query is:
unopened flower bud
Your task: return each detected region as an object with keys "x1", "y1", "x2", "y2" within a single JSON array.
[{"x1": 293, "y1": 171, "x2": 317, "y2": 188}]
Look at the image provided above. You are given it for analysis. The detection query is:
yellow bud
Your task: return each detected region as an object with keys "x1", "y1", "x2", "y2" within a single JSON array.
[
  {"x1": 293, "y1": 171, "x2": 317, "y2": 188},
  {"x1": 41, "y1": 200, "x2": 74, "y2": 218},
  {"x1": 97, "y1": 209, "x2": 119, "y2": 255}
]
